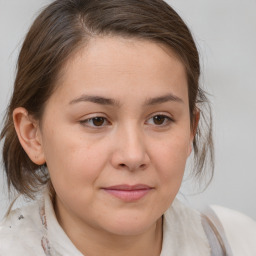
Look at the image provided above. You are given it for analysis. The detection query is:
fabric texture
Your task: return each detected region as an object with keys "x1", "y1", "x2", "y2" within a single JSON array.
[
  {"x1": 0, "y1": 190, "x2": 255, "y2": 255},
  {"x1": 201, "y1": 206, "x2": 233, "y2": 256},
  {"x1": 211, "y1": 205, "x2": 256, "y2": 256}
]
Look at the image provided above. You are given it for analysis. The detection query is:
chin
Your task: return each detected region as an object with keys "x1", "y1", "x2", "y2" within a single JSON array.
[
  {"x1": 101, "y1": 213, "x2": 161, "y2": 237},
  {"x1": 107, "y1": 224, "x2": 154, "y2": 237}
]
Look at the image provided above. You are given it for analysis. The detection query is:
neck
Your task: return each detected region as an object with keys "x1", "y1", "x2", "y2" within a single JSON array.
[
  {"x1": 82, "y1": 219, "x2": 162, "y2": 256},
  {"x1": 55, "y1": 202, "x2": 163, "y2": 256}
]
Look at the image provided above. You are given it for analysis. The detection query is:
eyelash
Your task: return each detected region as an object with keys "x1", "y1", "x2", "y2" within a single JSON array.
[
  {"x1": 146, "y1": 114, "x2": 174, "y2": 127},
  {"x1": 79, "y1": 116, "x2": 110, "y2": 128},
  {"x1": 79, "y1": 114, "x2": 174, "y2": 128}
]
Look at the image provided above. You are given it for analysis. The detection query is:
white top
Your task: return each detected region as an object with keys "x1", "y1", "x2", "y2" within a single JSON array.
[{"x1": 0, "y1": 191, "x2": 255, "y2": 255}]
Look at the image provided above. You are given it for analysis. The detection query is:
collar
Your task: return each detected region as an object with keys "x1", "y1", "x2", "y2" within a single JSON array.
[{"x1": 42, "y1": 190, "x2": 210, "y2": 256}]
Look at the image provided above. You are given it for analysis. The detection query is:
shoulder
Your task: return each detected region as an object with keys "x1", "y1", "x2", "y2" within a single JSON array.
[
  {"x1": 211, "y1": 205, "x2": 256, "y2": 255},
  {"x1": 0, "y1": 201, "x2": 46, "y2": 255},
  {"x1": 162, "y1": 199, "x2": 211, "y2": 256}
]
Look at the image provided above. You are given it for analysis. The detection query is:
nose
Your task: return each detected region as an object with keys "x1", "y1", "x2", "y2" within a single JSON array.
[{"x1": 110, "y1": 125, "x2": 150, "y2": 171}]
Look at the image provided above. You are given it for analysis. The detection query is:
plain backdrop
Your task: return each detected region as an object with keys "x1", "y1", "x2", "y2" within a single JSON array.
[{"x1": 0, "y1": 0, "x2": 256, "y2": 220}]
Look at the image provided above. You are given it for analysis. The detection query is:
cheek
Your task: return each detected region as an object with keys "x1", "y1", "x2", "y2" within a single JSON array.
[
  {"x1": 142, "y1": 138, "x2": 189, "y2": 215},
  {"x1": 153, "y1": 134, "x2": 190, "y2": 173},
  {"x1": 41, "y1": 125, "x2": 111, "y2": 189},
  {"x1": 150, "y1": 129, "x2": 191, "y2": 195}
]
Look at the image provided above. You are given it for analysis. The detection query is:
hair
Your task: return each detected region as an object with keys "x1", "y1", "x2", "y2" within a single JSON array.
[{"x1": 1, "y1": 0, "x2": 214, "y2": 199}]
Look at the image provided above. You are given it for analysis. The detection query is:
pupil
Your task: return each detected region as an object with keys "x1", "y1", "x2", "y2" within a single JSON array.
[
  {"x1": 153, "y1": 115, "x2": 164, "y2": 125},
  {"x1": 93, "y1": 117, "x2": 104, "y2": 126}
]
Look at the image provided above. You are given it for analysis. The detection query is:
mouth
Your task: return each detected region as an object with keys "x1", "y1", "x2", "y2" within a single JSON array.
[{"x1": 102, "y1": 184, "x2": 153, "y2": 202}]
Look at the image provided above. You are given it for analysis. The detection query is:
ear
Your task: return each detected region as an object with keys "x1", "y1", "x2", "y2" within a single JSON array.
[
  {"x1": 187, "y1": 109, "x2": 200, "y2": 156},
  {"x1": 13, "y1": 107, "x2": 45, "y2": 165}
]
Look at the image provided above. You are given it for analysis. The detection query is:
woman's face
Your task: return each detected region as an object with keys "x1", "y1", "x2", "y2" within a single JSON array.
[{"x1": 39, "y1": 37, "x2": 193, "y2": 236}]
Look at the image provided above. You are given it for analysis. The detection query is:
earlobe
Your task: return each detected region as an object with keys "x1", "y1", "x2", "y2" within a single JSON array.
[
  {"x1": 192, "y1": 109, "x2": 200, "y2": 138},
  {"x1": 187, "y1": 142, "x2": 193, "y2": 157},
  {"x1": 188, "y1": 110, "x2": 200, "y2": 157},
  {"x1": 13, "y1": 107, "x2": 45, "y2": 165}
]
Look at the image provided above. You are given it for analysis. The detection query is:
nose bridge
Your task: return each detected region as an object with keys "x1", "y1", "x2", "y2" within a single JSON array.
[
  {"x1": 124, "y1": 122, "x2": 144, "y2": 154},
  {"x1": 112, "y1": 121, "x2": 149, "y2": 170}
]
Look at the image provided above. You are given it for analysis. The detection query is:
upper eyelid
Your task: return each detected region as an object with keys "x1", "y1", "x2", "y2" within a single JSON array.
[
  {"x1": 78, "y1": 112, "x2": 174, "y2": 122},
  {"x1": 81, "y1": 116, "x2": 109, "y2": 122},
  {"x1": 79, "y1": 113, "x2": 110, "y2": 121},
  {"x1": 146, "y1": 112, "x2": 174, "y2": 120},
  {"x1": 79, "y1": 117, "x2": 111, "y2": 129},
  {"x1": 145, "y1": 114, "x2": 174, "y2": 127},
  {"x1": 147, "y1": 115, "x2": 173, "y2": 122}
]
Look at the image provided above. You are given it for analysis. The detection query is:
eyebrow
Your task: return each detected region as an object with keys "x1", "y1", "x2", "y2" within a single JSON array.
[
  {"x1": 69, "y1": 94, "x2": 120, "y2": 106},
  {"x1": 69, "y1": 93, "x2": 183, "y2": 106},
  {"x1": 145, "y1": 93, "x2": 183, "y2": 105}
]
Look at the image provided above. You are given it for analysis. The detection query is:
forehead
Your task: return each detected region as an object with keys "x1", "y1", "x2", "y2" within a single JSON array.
[{"x1": 53, "y1": 36, "x2": 188, "y2": 104}]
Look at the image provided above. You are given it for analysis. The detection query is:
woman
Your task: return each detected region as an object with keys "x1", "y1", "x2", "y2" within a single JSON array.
[{"x1": 0, "y1": 0, "x2": 255, "y2": 255}]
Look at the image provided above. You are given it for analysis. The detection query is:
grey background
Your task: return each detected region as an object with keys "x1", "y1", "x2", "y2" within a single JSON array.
[{"x1": 0, "y1": 0, "x2": 256, "y2": 220}]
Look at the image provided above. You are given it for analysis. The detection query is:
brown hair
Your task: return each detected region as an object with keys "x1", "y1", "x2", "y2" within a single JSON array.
[{"x1": 1, "y1": 0, "x2": 214, "y2": 198}]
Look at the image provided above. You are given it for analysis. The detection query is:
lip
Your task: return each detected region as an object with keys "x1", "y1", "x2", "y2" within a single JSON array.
[{"x1": 102, "y1": 184, "x2": 153, "y2": 202}]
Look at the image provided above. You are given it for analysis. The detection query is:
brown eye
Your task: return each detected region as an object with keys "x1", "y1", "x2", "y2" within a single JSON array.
[
  {"x1": 146, "y1": 114, "x2": 173, "y2": 127},
  {"x1": 80, "y1": 117, "x2": 108, "y2": 127},
  {"x1": 153, "y1": 115, "x2": 167, "y2": 125},
  {"x1": 91, "y1": 117, "x2": 105, "y2": 126}
]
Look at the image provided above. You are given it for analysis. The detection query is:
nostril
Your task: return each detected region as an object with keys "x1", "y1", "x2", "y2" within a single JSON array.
[
  {"x1": 140, "y1": 164, "x2": 146, "y2": 169},
  {"x1": 118, "y1": 163, "x2": 147, "y2": 170}
]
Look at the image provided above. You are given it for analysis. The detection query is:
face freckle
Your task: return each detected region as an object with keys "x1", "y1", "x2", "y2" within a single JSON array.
[{"x1": 39, "y1": 36, "x2": 193, "y2": 237}]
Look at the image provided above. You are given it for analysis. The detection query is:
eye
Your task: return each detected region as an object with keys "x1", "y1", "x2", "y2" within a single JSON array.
[
  {"x1": 80, "y1": 117, "x2": 109, "y2": 127},
  {"x1": 146, "y1": 114, "x2": 173, "y2": 126}
]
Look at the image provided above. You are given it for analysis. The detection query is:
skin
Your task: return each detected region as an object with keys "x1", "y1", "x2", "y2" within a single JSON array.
[{"x1": 13, "y1": 37, "x2": 195, "y2": 256}]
